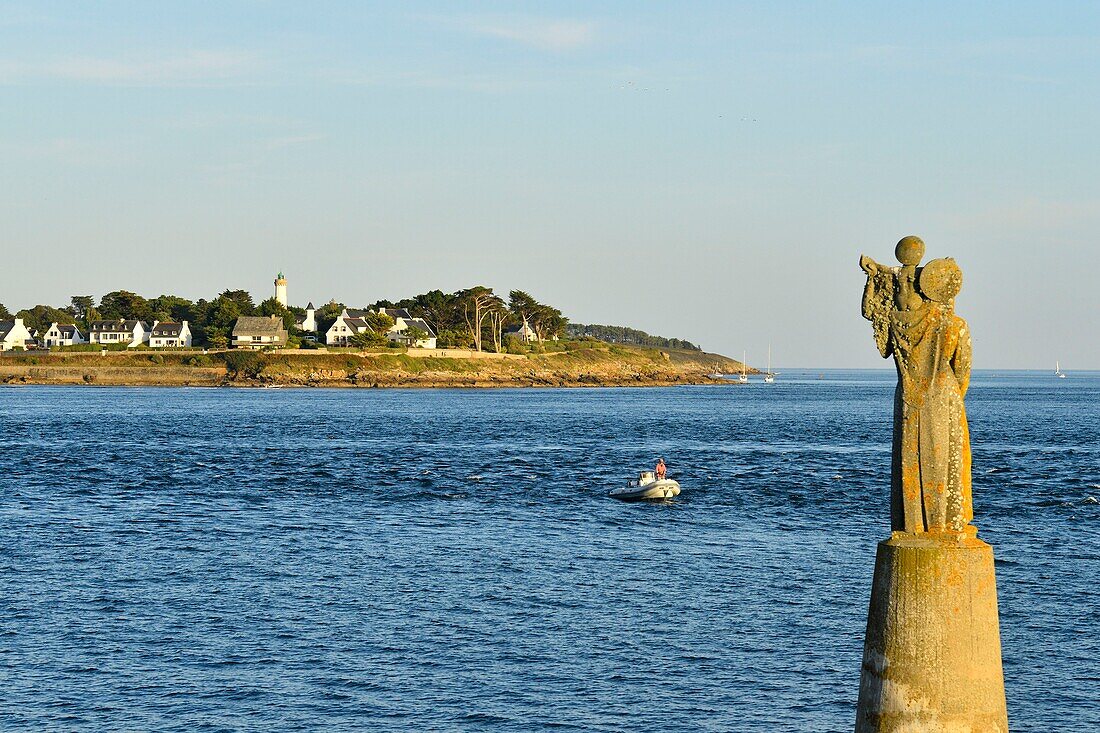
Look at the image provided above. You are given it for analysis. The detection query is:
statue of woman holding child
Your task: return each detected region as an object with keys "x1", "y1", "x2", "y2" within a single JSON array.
[{"x1": 859, "y1": 236, "x2": 974, "y2": 535}]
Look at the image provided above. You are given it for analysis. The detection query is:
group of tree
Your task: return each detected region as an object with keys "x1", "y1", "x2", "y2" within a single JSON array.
[
  {"x1": 373, "y1": 288, "x2": 567, "y2": 351},
  {"x1": 1, "y1": 286, "x2": 569, "y2": 352},
  {"x1": 565, "y1": 323, "x2": 701, "y2": 351}
]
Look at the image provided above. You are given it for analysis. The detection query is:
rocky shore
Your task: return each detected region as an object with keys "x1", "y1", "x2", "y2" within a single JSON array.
[{"x1": 0, "y1": 344, "x2": 754, "y2": 389}]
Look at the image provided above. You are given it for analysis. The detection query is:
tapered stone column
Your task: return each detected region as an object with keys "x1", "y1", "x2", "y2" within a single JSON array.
[{"x1": 855, "y1": 532, "x2": 1008, "y2": 732}]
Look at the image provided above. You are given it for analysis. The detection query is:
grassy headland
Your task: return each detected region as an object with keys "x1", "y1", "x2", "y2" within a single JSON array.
[{"x1": 0, "y1": 342, "x2": 754, "y2": 389}]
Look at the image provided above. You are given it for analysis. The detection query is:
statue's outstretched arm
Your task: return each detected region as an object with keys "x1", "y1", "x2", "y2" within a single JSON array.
[
  {"x1": 860, "y1": 255, "x2": 895, "y2": 357},
  {"x1": 860, "y1": 255, "x2": 882, "y2": 319}
]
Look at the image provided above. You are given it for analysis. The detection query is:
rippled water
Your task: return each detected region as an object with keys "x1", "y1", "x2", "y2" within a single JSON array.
[{"x1": 1, "y1": 372, "x2": 1097, "y2": 732}]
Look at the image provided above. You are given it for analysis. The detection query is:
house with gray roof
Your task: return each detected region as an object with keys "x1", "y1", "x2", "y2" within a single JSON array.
[
  {"x1": 43, "y1": 322, "x2": 85, "y2": 347},
  {"x1": 148, "y1": 320, "x2": 192, "y2": 348},
  {"x1": 377, "y1": 307, "x2": 413, "y2": 321},
  {"x1": 377, "y1": 308, "x2": 437, "y2": 348},
  {"x1": 325, "y1": 315, "x2": 371, "y2": 346},
  {"x1": 504, "y1": 320, "x2": 538, "y2": 344},
  {"x1": 232, "y1": 316, "x2": 288, "y2": 350},
  {"x1": 88, "y1": 319, "x2": 149, "y2": 347},
  {"x1": 385, "y1": 317, "x2": 437, "y2": 348},
  {"x1": 0, "y1": 318, "x2": 34, "y2": 351}
]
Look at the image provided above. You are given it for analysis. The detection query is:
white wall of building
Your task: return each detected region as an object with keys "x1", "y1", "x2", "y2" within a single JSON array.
[{"x1": 0, "y1": 318, "x2": 33, "y2": 351}]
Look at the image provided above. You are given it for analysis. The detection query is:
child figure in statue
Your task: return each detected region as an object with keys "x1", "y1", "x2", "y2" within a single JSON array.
[
  {"x1": 892, "y1": 236, "x2": 925, "y2": 311},
  {"x1": 859, "y1": 236, "x2": 927, "y2": 357}
]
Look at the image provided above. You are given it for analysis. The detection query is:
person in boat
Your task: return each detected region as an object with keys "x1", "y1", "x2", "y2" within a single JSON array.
[{"x1": 655, "y1": 458, "x2": 667, "y2": 480}]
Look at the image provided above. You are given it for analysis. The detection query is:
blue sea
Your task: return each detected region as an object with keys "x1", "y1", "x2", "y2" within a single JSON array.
[{"x1": 1, "y1": 371, "x2": 1097, "y2": 732}]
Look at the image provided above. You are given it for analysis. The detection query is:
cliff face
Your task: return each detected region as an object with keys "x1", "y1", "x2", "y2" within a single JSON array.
[{"x1": 0, "y1": 344, "x2": 756, "y2": 388}]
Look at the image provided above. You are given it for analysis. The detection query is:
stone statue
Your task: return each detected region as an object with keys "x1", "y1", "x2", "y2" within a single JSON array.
[{"x1": 859, "y1": 236, "x2": 974, "y2": 535}]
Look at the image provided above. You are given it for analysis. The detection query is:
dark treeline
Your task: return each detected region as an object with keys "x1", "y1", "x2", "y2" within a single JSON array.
[
  {"x1": 566, "y1": 324, "x2": 701, "y2": 351},
  {"x1": 1, "y1": 287, "x2": 569, "y2": 351},
  {"x1": 3, "y1": 291, "x2": 703, "y2": 352}
]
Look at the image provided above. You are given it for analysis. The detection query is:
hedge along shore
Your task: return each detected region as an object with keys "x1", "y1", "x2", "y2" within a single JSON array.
[{"x1": 0, "y1": 344, "x2": 756, "y2": 389}]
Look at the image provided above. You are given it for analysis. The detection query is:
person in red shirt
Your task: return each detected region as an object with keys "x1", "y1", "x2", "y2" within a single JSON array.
[{"x1": 655, "y1": 458, "x2": 667, "y2": 480}]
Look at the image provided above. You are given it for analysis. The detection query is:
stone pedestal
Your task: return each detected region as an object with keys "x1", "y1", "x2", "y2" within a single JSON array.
[{"x1": 855, "y1": 532, "x2": 1008, "y2": 733}]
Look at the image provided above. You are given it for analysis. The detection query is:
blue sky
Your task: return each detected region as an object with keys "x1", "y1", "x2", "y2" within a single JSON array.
[{"x1": 3, "y1": 1, "x2": 1099, "y2": 368}]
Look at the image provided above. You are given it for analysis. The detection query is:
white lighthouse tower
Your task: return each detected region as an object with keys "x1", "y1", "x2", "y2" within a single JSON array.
[{"x1": 274, "y1": 272, "x2": 288, "y2": 307}]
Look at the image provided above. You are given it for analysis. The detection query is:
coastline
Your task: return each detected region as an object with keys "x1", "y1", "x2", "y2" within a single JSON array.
[{"x1": 0, "y1": 344, "x2": 755, "y2": 389}]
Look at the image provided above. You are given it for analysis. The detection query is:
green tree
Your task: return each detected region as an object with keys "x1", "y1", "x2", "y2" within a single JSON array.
[
  {"x1": 259, "y1": 297, "x2": 295, "y2": 330},
  {"x1": 17, "y1": 305, "x2": 76, "y2": 334},
  {"x1": 485, "y1": 296, "x2": 508, "y2": 352},
  {"x1": 387, "y1": 289, "x2": 462, "y2": 334},
  {"x1": 564, "y1": 323, "x2": 700, "y2": 351},
  {"x1": 403, "y1": 325, "x2": 429, "y2": 347},
  {"x1": 435, "y1": 329, "x2": 471, "y2": 349},
  {"x1": 0, "y1": 303, "x2": 11, "y2": 320},
  {"x1": 185, "y1": 298, "x2": 214, "y2": 346},
  {"x1": 217, "y1": 289, "x2": 256, "y2": 315},
  {"x1": 314, "y1": 300, "x2": 346, "y2": 335},
  {"x1": 457, "y1": 286, "x2": 496, "y2": 351},
  {"x1": 507, "y1": 290, "x2": 566, "y2": 342},
  {"x1": 364, "y1": 311, "x2": 395, "y2": 334},
  {"x1": 349, "y1": 330, "x2": 386, "y2": 349},
  {"x1": 207, "y1": 293, "x2": 246, "y2": 333},
  {"x1": 502, "y1": 333, "x2": 526, "y2": 354},
  {"x1": 508, "y1": 290, "x2": 540, "y2": 329},
  {"x1": 208, "y1": 330, "x2": 229, "y2": 350},
  {"x1": 223, "y1": 350, "x2": 265, "y2": 379},
  {"x1": 531, "y1": 304, "x2": 567, "y2": 341},
  {"x1": 70, "y1": 296, "x2": 94, "y2": 320},
  {"x1": 149, "y1": 294, "x2": 193, "y2": 323},
  {"x1": 98, "y1": 290, "x2": 152, "y2": 322}
]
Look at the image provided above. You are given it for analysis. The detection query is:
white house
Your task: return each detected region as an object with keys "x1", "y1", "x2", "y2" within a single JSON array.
[
  {"x1": 295, "y1": 302, "x2": 317, "y2": 333},
  {"x1": 148, "y1": 320, "x2": 192, "y2": 348},
  {"x1": 87, "y1": 319, "x2": 148, "y2": 347},
  {"x1": 378, "y1": 307, "x2": 437, "y2": 348},
  {"x1": 325, "y1": 313, "x2": 371, "y2": 346},
  {"x1": 43, "y1": 322, "x2": 85, "y2": 347},
  {"x1": 504, "y1": 320, "x2": 538, "y2": 344},
  {"x1": 0, "y1": 318, "x2": 34, "y2": 351}
]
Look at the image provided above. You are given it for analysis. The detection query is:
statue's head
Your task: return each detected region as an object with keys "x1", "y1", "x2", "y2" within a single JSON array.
[
  {"x1": 895, "y1": 236, "x2": 925, "y2": 266},
  {"x1": 919, "y1": 258, "x2": 963, "y2": 303}
]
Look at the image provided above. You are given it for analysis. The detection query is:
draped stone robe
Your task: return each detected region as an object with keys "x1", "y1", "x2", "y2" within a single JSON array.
[{"x1": 887, "y1": 303, "x2": 974, "y2": 533}]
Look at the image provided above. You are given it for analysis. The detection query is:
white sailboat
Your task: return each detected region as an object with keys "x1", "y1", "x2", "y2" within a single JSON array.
[
  {"x1": 707, "y1": 360, "x2": 723, "y2": 379},
  {"x1": 763, "y1": 345, "x2": 775, "y2": 383},
  {"x1": 739, "y1": 350, "x2": 749, "y2": 383},
  {"x1": 1056, "y1": 361, "x2": 1067, "y2": 379}
]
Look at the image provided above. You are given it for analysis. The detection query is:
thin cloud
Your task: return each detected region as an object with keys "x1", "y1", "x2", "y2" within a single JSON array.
[
  {"x1": 264, "y1": 134, "x2": 324, "y2": 150},
  {"x1": 325, "y1": 68, "x2": 539, "y2": 93},
  {"x1": 0, "y1": 50, "x2": 262, "y2": 86},
  {"x1": 0, "y1": 137, "x2": 135, "y2": 166},
  {"x1": 432, "y1": 15, "x2": 597, "y2": 51}
]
